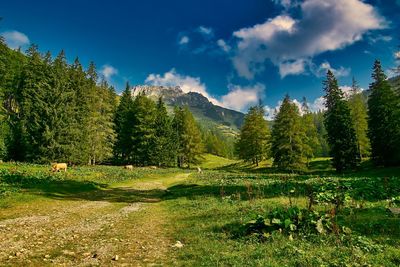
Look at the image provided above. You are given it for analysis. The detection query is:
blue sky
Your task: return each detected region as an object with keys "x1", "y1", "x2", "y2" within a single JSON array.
[{"x1": 1, "y1": 0, "x2": 399, "y2": 114}]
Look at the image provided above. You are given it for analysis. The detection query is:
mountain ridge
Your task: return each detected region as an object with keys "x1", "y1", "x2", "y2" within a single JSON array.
[{"x1": 131, "y1": 85, "x2": 245, "y2": 132}]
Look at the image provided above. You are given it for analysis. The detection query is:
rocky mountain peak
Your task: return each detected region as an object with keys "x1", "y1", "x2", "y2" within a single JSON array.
[{"x1": 131, "y1": 85, "x2": 184, "y2": 99}]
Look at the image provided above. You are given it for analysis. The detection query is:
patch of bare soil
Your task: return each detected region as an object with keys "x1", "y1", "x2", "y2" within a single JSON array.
[{"x1": 0, "y1": 173, "x2": 187, "y2": 266}]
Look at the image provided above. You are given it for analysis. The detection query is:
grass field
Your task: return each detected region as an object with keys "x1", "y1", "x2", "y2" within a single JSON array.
[{"x1": 0, "y1": 158, "x2": 399, "y2": 266}]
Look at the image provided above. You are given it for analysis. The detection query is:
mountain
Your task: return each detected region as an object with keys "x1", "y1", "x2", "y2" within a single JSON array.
[{"x1": 132, "y1": 85, "x2": 245, "y2": 134}]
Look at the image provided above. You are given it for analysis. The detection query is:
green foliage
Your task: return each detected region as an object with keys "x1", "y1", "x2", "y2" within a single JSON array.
[
  {"x1": 312, "y1": 111, "x2": 330, "y2": 157},
  {"x1": 243, "y1": 207, "x2": 336, "y2": 239},
  {"x1": 236, "y1": 104, "x2": 270, "y2": 166},
  {"x1": 271, "y1": 95, "x2": 308, "y2": 170},
  {"x1": 0, "y1": 44, "x2": 116, "y2": 164},
  {"x1": 173, "y1": 106, "x2": 203, "y2": 168},
  {"x1": 348, "y1": 78, "x2": 370, "y2": 159},
  {"x1": 150, "y1": 97, "x2": 177, "y2": 166},
  {"x1": 301, "y1": 98, "x2": 321, "y2": 162},
  {"x1": 114, "y1": 82, "x2": 135, "y2": 163},
  {"x1": 368, "y1": 60, "x2": 400, "y2": 166},
  {"x1": 323, "y1": 70, "x2": 360, "y2": 172}
]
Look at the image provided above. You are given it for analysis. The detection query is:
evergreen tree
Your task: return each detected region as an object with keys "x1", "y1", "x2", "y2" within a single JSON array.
[
  {"x1": 348, "y1": 78, "x2": 370, "y2": 159},
  {"x1": 323, "y1": 70, "x2": 360, "y2": 172},
  {"x1": 271, "y1": 95, "x2": 308, "y2": 170},
  {"x1": 367, "y1": 60, "x2": 400, "y2": 166},
  {"x1": 114, "y1": 82, "x2": 134, "y2": 163},
  {"x1": 150, "y1": 97, "x2": 176, "y2": 166},
  {"x1": 235, "y1": 104, "x2": 270, "y2": 166},
  {"x1": 301, "y1": 97, "x2": 320, "y2": 163},
  {"x1": 173, "y1": 106, "x2": 203, "y2": 168},
  {"x1": 312, "y1": 111, "x2": 330, "y2": 157},
  {"x1": 131, "y1": 93, "x2": 157, "y2": 165},
  {"x1": 20, "y1": 45, "x2": 54, "y2": 162}
]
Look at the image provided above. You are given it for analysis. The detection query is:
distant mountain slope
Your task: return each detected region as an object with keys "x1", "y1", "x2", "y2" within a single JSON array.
[{"x1": 132, "y1": 85, "x2": 245, "y2": 132}]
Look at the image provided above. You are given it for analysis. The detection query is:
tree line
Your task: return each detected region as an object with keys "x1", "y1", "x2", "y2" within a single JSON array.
[
  {"x1": 0, "y1": 41, "x2": 204, "y2": 166},
  {"x1": 236, "y1": 60, "x2": 400, "y2": 172}
]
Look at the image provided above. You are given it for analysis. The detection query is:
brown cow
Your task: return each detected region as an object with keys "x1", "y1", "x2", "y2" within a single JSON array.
[{"x1": 51, "y1": 163, "x2": 67, "y2": 172}]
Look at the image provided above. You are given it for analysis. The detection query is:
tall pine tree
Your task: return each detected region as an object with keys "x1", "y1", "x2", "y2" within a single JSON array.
[
  {"x1": 367, "y1": 60, "x2": 400, "y2": 166},
  {"x1": 271, "y1": 95, "x2": 308, "y2": 170},
  {"x1": 150, "y1": 97, "x2": 176, "y2": 166},
  {"x1": 323, "y1": 70, "x2": 360, "y2": 172},
  {"x1": 113, "y1": 82, "x2": 134, "y2": 163},
  {"x1": 173, "y1": 106, "x2": 203, "y2": 168},
  {"x1": 348, "y1": 78, "x2": 370, "y2": 160},
  {"x1": 235, "y1": 104, "x2": 270, "y2": 166}
]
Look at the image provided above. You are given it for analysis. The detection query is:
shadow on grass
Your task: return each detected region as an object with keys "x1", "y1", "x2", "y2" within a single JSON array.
[
  {"x1": 217, "y1": 159, "x2": 400, "y2": 179},
  {"x1": 1, "y1": 160, "x2": 400, "y2": 204}
]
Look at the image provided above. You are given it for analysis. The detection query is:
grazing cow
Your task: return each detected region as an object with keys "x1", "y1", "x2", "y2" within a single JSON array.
[
  {"x1": 51, "y1": 163, "x2": 67, "y2": 172},
  {"x1": 124, "y1": 165, "x2": 133, "y2": 170}
]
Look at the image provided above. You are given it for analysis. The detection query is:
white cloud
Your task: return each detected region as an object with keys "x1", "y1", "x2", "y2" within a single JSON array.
[
  {"x1": 368, "y1": 34, "x2": 392, "y2": 43},
  {"x1": 221, "y1": 83, "x2": 265, "y2": 112},
  {"x1": 264, "y1": 95, "x2": 326, "y2": 120},
  {"x1": 101, "y1": 65, "x2": 118, "y2": 80},
  {"x1": 217, "y1": 39, "x2": 231, "y2": 53},
  {"x1": 231, "y1": 0, "x2": 386, "y2": 79},
  {"x1": 273, "y1": 0, "x2": 299, "y2": 9},
  {"x1": 395, "y1": 51, "x2": 400, "y2": 60},
  {"x1": 197, "y1": 26, "x2": 214, "y2": 36},
  {"x1": 145, "y1": 68, "x2": 221, "y2": 105},
  {"x1": 279, "y1": 59, "x2": 307, "y2": 78},
  {"x1": 314, "y1": 61, "x2": 351, "y2": 78},
  {"x1": 1, "y1": 30, "x2": 30, "y2": 49},
  {"x1": 179, "y1": 35, "x2": 190, "y2": 45}
]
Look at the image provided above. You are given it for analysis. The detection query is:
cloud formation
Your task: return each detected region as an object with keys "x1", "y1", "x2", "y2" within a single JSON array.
[
  {"x1": 101, "y1": 65, "x2": 118, "y2": 80},
  {"x1": 179, "y1": 35, "x2": 190, "y2": 45},
  {"x1": 221, "y1": 84, "x2": 265, "y2": 112},
  {"x1": 197, "y1": 26, "x2": 214, "y2": 37},
  {"x1": 313, "y1": 61, "x2": 351, "y2": 78},
  {"x1": 217, "y1": 39, "x2": 231, "y2": 53},
  {"x1": 1, "y1": 30, "x2": 30, "y2": 49},
  {"x1": 231, "y1": 0, "x2": 386, "y2": 79}
]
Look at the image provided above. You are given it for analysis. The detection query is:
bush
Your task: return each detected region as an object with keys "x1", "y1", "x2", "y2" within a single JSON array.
[{"x1": 242, "y1": 206, "x2": 339, "y2": 240}]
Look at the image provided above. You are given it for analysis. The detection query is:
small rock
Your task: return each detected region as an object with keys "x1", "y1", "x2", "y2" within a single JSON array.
[
  {"x1": 112, "y1": 255, "x2": 119, "y2": 261},
  {"x1": 172, "y1": 241, "x2": 184, "y2": 248},
  {"x1": 62, "y1": 250, "x2": 75, "y2": 256}
]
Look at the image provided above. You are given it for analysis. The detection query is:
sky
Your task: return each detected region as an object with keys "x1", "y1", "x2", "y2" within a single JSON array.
[{"x1": 1, "y1": 0, "x2": 400, "y2": 116}]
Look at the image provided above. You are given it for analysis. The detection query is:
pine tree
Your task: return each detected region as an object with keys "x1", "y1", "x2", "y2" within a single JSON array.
[
  {"x1": 68, "y1": 57, "x2": 89, "y2": 163},
  {"x1": 150, "y1": 97, "x2": 176, "y2": 166},
  {"x1": 271, "y1": 95, "x2": 307, "y2": 170},
  {"x1": 114, "y1": 82, "x2": 134, "y2": 163},
  {"x1": 348, "y1": 78, "x2": 370, "y2": 159},
  {"x1": 20, "y1": 45, "x2": 55, "y2": 162},
  {"x1": 323, "y1": 70, "x2": 360, "y2": 172},
  {"x1": 235, "y1": 104, "x2": 270, "y2": 166},
  {"x1": 301, "y1": 97, "x2": 320, "y2": 163},
  {"x1": 173, "y1": 106, "x2": 203, "y2": 168},
  {"x1": 367, "y1": 60, "x2": 400, "y2": 166},
  {"x1": 131, "y1": 93, "x2": 157, "y2": 166},
  {"x1": 312, "y1": 111, "x2": 330, "y2": 157}
]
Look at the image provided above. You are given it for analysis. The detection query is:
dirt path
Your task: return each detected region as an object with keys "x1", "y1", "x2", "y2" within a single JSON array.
[{"x1": 0, "y1": 172, "x2": 191, "y2": 266}]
